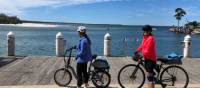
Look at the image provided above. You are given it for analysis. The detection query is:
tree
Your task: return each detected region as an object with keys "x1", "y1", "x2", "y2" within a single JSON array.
[
  {"x1": 198, "y1": 22, "x2": 200, "y2": 26},
  {"x1": 174, "y1": 8, "x2": 186, "y2": 29},
  {"x1": 0, "y1": 13, "x2": 7, "y2": 17},
  {"x1": 185, "y1": 21, "x2": 198, "y2": 29},
  {"x1": 0, "y1": 13, "x2": 21, "y2": 24}
]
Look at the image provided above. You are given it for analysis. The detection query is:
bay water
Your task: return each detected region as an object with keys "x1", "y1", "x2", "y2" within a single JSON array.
[{"x1": 0, "y1": 25, "x2": 200, "y2": 57}]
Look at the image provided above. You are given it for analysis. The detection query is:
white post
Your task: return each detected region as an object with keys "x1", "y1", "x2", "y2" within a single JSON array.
[
  {"x1": 183, "y1": 35, "x2": 191, "y2": 58},
  {"x1": 7, "y1": 31, "x2": 15, "y2": 56},
  {"x1": 104, "y1": 33, "x2": 111, "y2": 56},
  {"x1": 63, "y1": 39, "x2": 66, "y2": 52},
  {"x1": 56, "y1": 32, "x2": 64, "y2": 57}
]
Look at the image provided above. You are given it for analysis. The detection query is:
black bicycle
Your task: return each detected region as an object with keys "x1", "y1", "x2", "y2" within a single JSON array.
[
  {"x1": 54, "y1": 46, "x2": 111, "y2": 88},
  {"x1": 118, "y1": 54, "x2": 189, "y2": 88}
]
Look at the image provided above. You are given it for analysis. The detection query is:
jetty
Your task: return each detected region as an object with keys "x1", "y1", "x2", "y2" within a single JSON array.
[
  {"x1": 0, "y1": 56, "x2": 200, "y2": 88},
  {"x1": 169, "y1": 27, "x2": 200, "y2": 34},
  {"x1": 169, "y1": 27, "x2": 192, "y2": 34}
]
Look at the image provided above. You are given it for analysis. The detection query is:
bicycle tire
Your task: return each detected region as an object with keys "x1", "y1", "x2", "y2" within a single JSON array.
[
  {"x1": 118, "y1": 64, "x2": 145, "y2": 88},
  {"x1": 54, "y1": 68, "x2": 72, "y2": 87},
  {"x1": 160, "y1": 65, "x2": 189, "y2": 88},
  {"x1": 92, "y1": 70, "x2": 111, "y2": 88}
]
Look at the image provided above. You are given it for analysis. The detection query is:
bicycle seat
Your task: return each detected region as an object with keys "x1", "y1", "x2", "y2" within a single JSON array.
[{"x1": 157, "y1": 58, "x2": 169, "y2": 63}]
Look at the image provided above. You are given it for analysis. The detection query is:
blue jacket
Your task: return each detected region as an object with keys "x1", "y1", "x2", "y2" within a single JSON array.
[{"x1": 76, "y1": 37, "x2": 92, "y2": 63}]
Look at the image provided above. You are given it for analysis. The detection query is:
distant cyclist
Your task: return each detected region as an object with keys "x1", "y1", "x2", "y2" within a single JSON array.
[
  {"x1": 76, "y1": 26, "x2": 92, "y2": 88},
  {"x1": 135, "y1": 25, "x2": 156, "y2": 88}
]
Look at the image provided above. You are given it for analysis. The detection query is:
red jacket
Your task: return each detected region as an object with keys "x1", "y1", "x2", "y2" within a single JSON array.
[{"x1": 136, "y1": 35, "x2": 156, "y2": 62}]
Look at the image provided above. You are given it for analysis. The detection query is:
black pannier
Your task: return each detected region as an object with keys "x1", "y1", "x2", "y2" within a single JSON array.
[{"x1": 92, "y1": 59, "x2": 110, "y2": 70}]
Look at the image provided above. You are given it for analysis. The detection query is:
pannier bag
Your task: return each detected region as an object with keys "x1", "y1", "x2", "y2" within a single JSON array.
[
  {"x1": 162, "y1": 53, "x2": 183, "y2": 64},
  {"x1": 92, "y1": 56, "x2": 110, "y2": 70}
]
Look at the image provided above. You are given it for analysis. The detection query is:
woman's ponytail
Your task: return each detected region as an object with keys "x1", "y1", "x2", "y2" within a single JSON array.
[{"x1": 84, "y1": 34, "x2": 91, "y2": 45}]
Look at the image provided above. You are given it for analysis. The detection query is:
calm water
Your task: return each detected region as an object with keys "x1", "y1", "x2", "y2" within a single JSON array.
[{"x1": 0, "y1": 25, "x2": 200, "y2": 57}]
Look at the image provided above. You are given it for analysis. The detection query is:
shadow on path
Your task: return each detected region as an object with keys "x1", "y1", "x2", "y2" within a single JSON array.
[
  {"x1": 66, "y1": 86, "x2": 118, "y2": 88},
  {"x1": 0, "y1": 56, "x2": 25, "y2": 68}
]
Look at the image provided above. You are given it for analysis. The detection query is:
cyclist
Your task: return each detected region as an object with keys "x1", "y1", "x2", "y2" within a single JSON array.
[
  {"x1": 135, "y1": 25, "x2": 156, "y2": 88},
  {"x1": 76, "y1": 26, "x2": 92, "y2": 88}
]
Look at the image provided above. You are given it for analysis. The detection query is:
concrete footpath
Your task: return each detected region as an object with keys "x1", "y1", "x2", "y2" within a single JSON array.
[
  {"x1": 1, "y1": 84, "x2": 200, "y2": 88},
  {"x1": 0, "y1": 56, "x2": 200, "y2": 88}
]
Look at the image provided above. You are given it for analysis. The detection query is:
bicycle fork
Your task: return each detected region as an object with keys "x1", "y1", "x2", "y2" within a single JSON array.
[{"x1": 67, "y1": 65, "x2": 78, "y2": 80}]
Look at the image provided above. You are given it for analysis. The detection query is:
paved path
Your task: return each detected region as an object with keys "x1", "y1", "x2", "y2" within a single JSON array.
[
  {"x1": 0, "y1": 56, "x2": 199, "y2": 87},
  {"x1": 1, "y1": 84, "x2": 200, "y2": 88}
]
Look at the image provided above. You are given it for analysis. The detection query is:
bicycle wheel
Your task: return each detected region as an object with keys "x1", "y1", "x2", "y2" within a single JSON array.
[
  {"x1": 118, "y1": 64, "x2": 145, "y2": 88},
  {"x1": 54, "y1": 68, "x2": 72, "y2": 87},
  {"x1": 92, "y1": 70, "x2": 111, "y2": 88},
  {"x1": 160, "y1": 65, "x2": 189, "y2": 88}
]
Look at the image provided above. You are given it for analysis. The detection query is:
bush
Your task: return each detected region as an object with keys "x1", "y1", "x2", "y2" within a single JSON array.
[{"x1": 0, "y1": 13, "x2": 22, "y2": 24}]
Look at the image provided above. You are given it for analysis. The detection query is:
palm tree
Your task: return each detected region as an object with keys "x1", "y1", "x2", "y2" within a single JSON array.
[{"x1": 174, "y1": 8, "x2": 186, "y2": 30}]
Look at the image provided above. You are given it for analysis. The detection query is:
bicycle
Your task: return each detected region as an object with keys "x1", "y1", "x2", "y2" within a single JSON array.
[
  {"x1": 54, "y1": 46, "x2": 111, "y2": 88},
  {"x1": 118, "y1": 54, "x2": 189, "y2": 88}
]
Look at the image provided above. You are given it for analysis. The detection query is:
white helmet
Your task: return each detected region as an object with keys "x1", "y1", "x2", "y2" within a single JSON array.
[{"x1": 77, "y1": 26, "x2": 86, "y2": 33}]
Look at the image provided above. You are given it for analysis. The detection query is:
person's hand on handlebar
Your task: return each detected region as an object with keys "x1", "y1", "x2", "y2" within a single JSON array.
[
  {"x1": 67, "y1": 45, "x2": 77, "y2": 51},
  {"x1": 73, "y1": 45, "x2": 77, "y2": 49},
  {"x1": 134, "y1": 51, "x2": 139, "y2": 56}
]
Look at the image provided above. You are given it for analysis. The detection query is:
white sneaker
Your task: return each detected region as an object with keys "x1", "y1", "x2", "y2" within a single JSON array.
[{"x1": 84, "y1": 83, "x2": 89, "y2": 88}]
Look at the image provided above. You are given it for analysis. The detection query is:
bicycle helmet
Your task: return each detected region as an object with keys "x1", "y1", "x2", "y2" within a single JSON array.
[
  {"x1": 143, "y1": 25, "x2": 152, "y2": 32},
  {"x1": 77, "y1": 26, "x2": 86, "y2": 33}
]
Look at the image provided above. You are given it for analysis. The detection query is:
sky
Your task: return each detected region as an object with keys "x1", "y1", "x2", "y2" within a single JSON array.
[{"x1": 0, "y1": 0, "x2": 200, "y2": 26}]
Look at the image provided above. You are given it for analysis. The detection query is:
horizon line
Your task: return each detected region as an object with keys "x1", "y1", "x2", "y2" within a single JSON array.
[{"x1": 21, "y1": 19, "x2": 172, "y2": 27}]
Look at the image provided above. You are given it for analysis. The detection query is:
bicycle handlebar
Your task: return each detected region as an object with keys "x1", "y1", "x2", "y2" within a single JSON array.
[
  {"x1": 64, "y1": 45, "x2": 76, "y2": 66},
  {"x1": 132, "y1": 54, "x2": 143, "y2": 62},
  {"x1": 66, "y1": 45, "x2": 77, "y2": 52}
]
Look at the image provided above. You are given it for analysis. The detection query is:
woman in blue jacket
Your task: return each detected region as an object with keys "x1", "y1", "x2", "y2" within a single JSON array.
[{"x1": 76, "y1": 26, "x2": 92, "y2": 88}]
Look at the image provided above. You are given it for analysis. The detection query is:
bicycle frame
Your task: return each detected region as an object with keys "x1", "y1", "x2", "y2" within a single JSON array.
[
  {"x1": 63, "y1": 46, "x2": 95, "y2": 80},
  {"x1": 132, "y1": 57, "x2": 170, "y2": 83},
  {"x1": 63, "y1": 46, "x2": 78, "y2": 79}
]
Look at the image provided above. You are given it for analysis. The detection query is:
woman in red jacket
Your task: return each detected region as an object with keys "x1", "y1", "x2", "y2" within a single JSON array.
[{"x1": 135, "y1": 25, "x2": 156, "y2": 88}]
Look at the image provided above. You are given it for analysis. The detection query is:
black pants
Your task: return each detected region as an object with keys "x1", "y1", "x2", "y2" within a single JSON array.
[
  {"x1": 144, "y1": 60, "x2": 156, "y2": 73},
  {"x1": 77, "y1": 62, "x2": 88, "y2": 87},
  {"x1": 144, "y1": 59, "x2": 156, "y2": 82}
]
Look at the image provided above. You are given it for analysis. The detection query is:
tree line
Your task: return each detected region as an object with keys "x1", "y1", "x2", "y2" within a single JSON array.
[
  {"x1": 185, "y1": 21, "x2": 200, "y2": 29},
  {"x1": 174, "y1": 8, "x2": 200, "y2": 29},
  {"x1": 0, "y1": 13, "x2": 22, "y2": 24}
]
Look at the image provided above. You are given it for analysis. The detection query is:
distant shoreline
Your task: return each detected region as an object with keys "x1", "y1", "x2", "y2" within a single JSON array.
[
  {"x1": 0, "y1": 23, "x2": 171, "y2": 28},
  {"x1": 0, "y1": 20, "x2": 172, "y2": 28},
  {"x1": 192, "y1": 28, "x2": 200, "y2": 34},
  {"x1": 0, "y1": 23, "x2": 60, "y2": 28},
  {"x1": 169, "y1": 27, "x2": 200, "y2": 34}
]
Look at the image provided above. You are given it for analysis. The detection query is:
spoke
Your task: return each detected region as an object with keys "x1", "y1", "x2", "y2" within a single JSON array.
[
  {"x1": 118, "y1": 65, "x2": 145, "y2": 88},
  {"x1": 162, "y1": 77, "x2": 172, "y2": 82},
  {"x1": 161, "y1": 66, "x2": 188, "y2": 88}
]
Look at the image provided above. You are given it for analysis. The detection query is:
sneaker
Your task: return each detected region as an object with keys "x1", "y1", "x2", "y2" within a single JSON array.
[{"x1": 84, "y1": 83, "x2": 89, "y2": 88}]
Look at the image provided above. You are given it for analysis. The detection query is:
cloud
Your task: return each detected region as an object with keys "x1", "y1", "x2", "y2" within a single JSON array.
[{"x1": 0, "y1": 0, "x2": 120, "y2": 15}]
